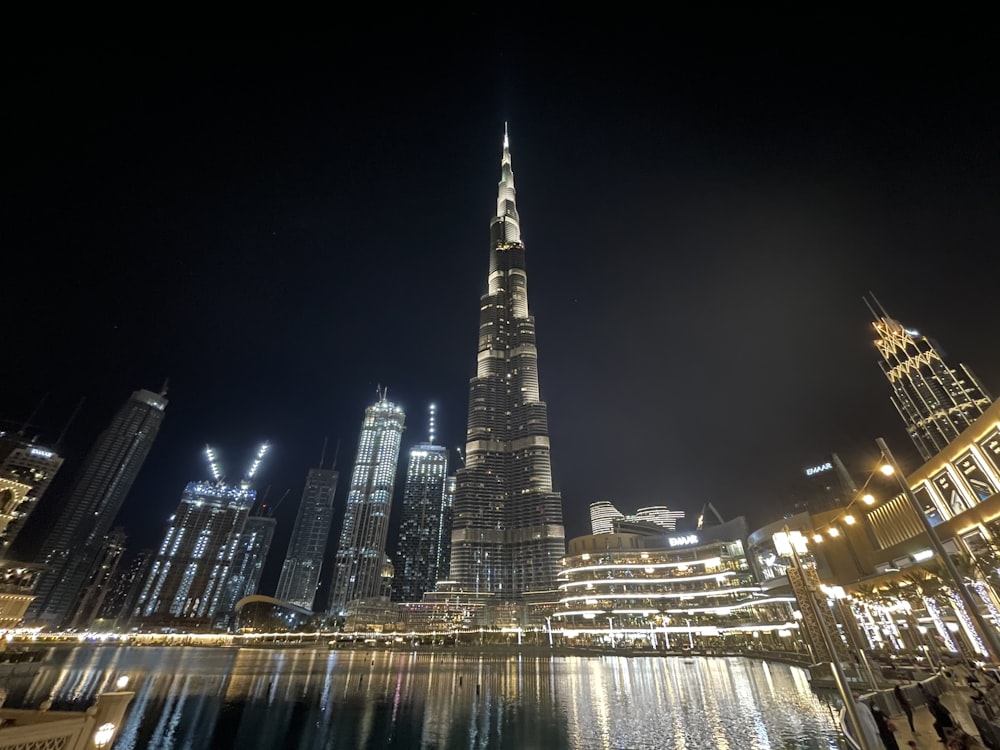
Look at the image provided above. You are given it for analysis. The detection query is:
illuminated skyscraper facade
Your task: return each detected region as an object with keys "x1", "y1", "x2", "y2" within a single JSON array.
[
  {"x1": 449, "y1": 128, "x2": 566, "y2": 597},
  {"x1": 328, "y1": 394, "x2": 405, "y2": 616},
  {"x1": 0, "y1": 434, "x2": 64, "y2": 555},
  {"x1": 134, "y1": 480, "x2": 255, "y2": 629},
  {"x1": 867, "y1": 296, "x2": 994, "y2": 461},
  {"x1": 275, "y1": 466, "x2": 339, "y2": 610},
  {"x1": 220, "y1": 512, "x2": 277, "y2": 620},
  {"x1": 589, "y1": 501, "x2": 684, "y2": 535},
  {"x1": 393, "y1": 441, "x2": 449, "y2": 602},
  {"x1": 28, "y1": 387, "x2": 167, "y2": 627}
]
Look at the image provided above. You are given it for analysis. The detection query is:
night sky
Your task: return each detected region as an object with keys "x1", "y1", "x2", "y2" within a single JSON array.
[{"x1": 4, "y1": 27, "x2": 998, "y2": 596}]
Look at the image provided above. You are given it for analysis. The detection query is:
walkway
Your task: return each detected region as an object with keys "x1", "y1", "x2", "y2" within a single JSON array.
[{"x1": 888, "y1": 681, "x2": 984, "y2": 748}]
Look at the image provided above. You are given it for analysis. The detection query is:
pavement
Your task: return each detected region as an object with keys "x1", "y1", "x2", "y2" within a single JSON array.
[{"x1": 889, "y1": 681, "x2": 984, "y2": 748}]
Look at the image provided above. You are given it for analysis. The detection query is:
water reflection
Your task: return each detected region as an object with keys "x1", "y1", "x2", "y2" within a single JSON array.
[{"x1": 2, "y1": 647, "x2": 844, "y2": 749}]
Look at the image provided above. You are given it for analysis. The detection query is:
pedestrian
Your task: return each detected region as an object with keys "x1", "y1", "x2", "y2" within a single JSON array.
[
  {"x1": 870, "y1": 702, "x2": 901, "y2": 750},
  {"x1": 851, "y1": 692, "x2": 884, "y2": 750},
  {"x1": 926, "y1": 693, "x2": 956, "y2": 743},
  {"x1": 894, "y1": 681, "x2": 916, "y2": 733}
]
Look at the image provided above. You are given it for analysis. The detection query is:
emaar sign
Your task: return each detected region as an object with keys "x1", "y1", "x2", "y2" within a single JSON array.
[
  {"x1": 805, "y1": 462, "x2": 833, "y2": 477},
  {"x1": 668, "y1": 534, "x2": 699, "y2": 547}
]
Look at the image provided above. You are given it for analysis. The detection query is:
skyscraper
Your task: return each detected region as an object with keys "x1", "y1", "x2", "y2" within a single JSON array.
[
  {"x1": 449, "y1": 127, "x2": 566, "y2": 597},
  {"x1": 0, "y1": 433, "x2": 64, "y2": 555},
  {"x1": 328, "y1": 392, "x2": 405, "y2": 617},
  {"x1": 134, "y1": 479, "x2": 255, "y2": 629},
  {"x1": 275, "y1": 462, "x2": 339, "y2": 611},
  {"x1": 132, "y1": 442, "x2": 268, "y2": 629},
  {"x1": 588, "y1": 501, "x2": 684, "y2": 535},
  {"x1": 866, "y1": 295, "x2": 994, "y2": 461},
  {"x1": 393, "y1": 404, "x2": 449, "y2": 602},
  {"x1": 28, "y1": 386, "x2": 167, "y2": 627},
  {"x1": 219, "y1": 512, "x2": 276, "y2": 622},
  {"x1": 437, "y1": 474, "x2": 455, "y2": 580}
]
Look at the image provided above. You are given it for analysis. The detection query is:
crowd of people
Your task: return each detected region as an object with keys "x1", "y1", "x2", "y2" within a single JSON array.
[{"x1": 850, "y1": 665, "x2": 996, "y2": 750}]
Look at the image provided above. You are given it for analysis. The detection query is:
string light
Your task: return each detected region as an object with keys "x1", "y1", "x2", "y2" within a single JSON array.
[{"x1": 800, "y1": 461, "x2": 899, "y2": 541}]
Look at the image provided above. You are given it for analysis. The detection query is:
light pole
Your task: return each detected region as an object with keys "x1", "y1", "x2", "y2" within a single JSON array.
[
  {"x1": 823, "y1": 585, "x2": 880, "y2": 688},
  {"x1": 545, "y1": 616, "x2": 553, "y2": 648},
  {"x1": 775, "y1": 527, "x2": 879, "y2": 750},
  {"x1": 607, "y1": 617, "x2": 615, "y2": 649},
  {"x1": 877, "y1": 437, "x2": 1000, "y2": 664},
  {"x1": 684, "y1": 618, "x2": 694, "y2": 650}
]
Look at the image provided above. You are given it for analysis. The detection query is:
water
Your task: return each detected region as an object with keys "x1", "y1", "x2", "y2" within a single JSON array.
[{"x1": 2, "y1": 647, "x2": 847, "y2": 749}]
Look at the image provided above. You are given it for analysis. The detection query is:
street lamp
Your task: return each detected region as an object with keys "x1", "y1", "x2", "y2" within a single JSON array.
[
  {"x1": 877, "y1": 437, "x2": 1000, "y2": 664},
  {"x1": 684, "y1": 618, "x2": 694, "y2": 650},
  {"x1": 774, "y1": 527, "x2": 880, "y2": 750},
  {"x1": 545, "y1": 616, "x2": 553, "y2": 648},
  {"x1": 822, "y1": 584, "x2": 879, "y2": 688},
  {"x1": 607, "y1": 617, "x2": 615, "y2": 648}
]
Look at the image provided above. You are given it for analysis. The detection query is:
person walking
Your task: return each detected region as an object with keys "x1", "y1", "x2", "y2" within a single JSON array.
[
  {"x1": 870, "y1": 702, "x2": 901, "y2": 750},
  {"x1": 851, "y1": 692, "x2": 884, "y2": 750},
  {"x1": 926, "y1": 692, "x2": 956, "y2": 743},
  {"x1": 894, "y1": 681, "x2": 916, "y2": 733}
]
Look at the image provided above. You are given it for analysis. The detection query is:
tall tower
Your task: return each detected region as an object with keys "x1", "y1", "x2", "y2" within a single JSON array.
[
  {"x1": 328, "y1": 391, "x2": 405, "y2": 617},
  {"x1": 0, "y1": 434, "x2": 64, "y2": 555},
  {"x1": 449, "y1": 127, "x2": 566, "y2": 597},
  {"x1": 393, "y1": 404, "x2": 449, "y2": 602},
  {"x1": 866, "y1": 295, "x2": 994, "y2": 461},
  {"x1": 220, "y1": 511, "x2": 277, "y2": 619},
  {"x1": 131, "y1": 442, "x2": 268, "y2": 630},
  {"x1": 28, "y1": 386, "x2": 168, "y2": 627},
  {"x1": 275, "y1": 454, "x2": 339, "y2": 611}
]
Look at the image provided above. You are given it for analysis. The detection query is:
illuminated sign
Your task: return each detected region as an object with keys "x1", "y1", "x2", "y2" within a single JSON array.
[
  {"x1": 805, "y1": 462, "x2": 833, "y2": 477},
  {"x1": 668, "y1": 534, "x2": 699, "y2": 547},
  {"x1": 29, "y1": 447, "x2": 54, "y2": 459}
]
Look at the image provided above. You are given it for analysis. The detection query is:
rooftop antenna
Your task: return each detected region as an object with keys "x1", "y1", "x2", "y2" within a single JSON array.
[
  {"x1": 160, "y1": 377, "x2": 170, "y2": 397},
  {"x1": 245, "y1": 441, "x2": 271, "y2": 482},
  {"x1": 55, "y1": 396, "x2": 86, "y2": 447},
  {"x1": 428, "y1": 403, "x2": 437, "y2": 444},
  {"x1": 319, "y1": 436, "x2": 328, "y2": 469},
  {"x1": 205, "y1": 445, "x2": 223, "y2": 483},
  {"x1": 376, "y1": 384, "x2": 388, "y2": 403},
  {"x1": 19, "y1": 393, "x2": 48, "y2": 437},
  {"x1": 331, "y1": 438, "x2": 341, "y2": 471},
  {"x1": 270, "y1": 488, "x2": 291, "y2": 514}
]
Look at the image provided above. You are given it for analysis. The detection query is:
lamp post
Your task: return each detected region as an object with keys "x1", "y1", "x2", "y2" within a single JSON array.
[
  {"x1": 776, "y1": 527, "x2": 879, "y2": 750},
  {"x1": 545, "y1": 616, "x2": 553, "y2": 648},
  {"x1": 684, "y1": 618, "x2": 694, "y2": 650},
  {"x1": 823, "y1": 585, "x2": 880, "y2": 688},
  {"x1": 877, "y1": 437, "x2": 1000, "y2": 664},
  {"x1": 607, "y1": 617, "x2": 615, "y2": 649}
]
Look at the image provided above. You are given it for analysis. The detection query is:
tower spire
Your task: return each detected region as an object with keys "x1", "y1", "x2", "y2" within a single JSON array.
[{"x1": 493, "y1": 124, "x2": 521, "y2": 247}]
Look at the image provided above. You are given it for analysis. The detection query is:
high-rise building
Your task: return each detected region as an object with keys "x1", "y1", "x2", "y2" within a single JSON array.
[
  {"x1": 866, "y1": 295, "x2": 994, "y2": 461},
  {"x1": 133, "y1": 442, "x2": 269, "y2": 630},
  {"x1": 94, "y1": 548, "x2": 153, "y2": 630},
  {"x1": 393, "y1": 405, "x2": 449, "y2": 602},
  {"x1": 28, "y1": 386, "x2": 167, "y2": 627},
  {"x1": 589, "y1": 501, "x2": 685, "y2": 535},
  {"x1": 219, "y1": 512, "x2": 277, "y2": 622},
  {"x1": 589, "y1": 501, "x2": 625, "y2": 535},
  {"x1": 437, "y1": 474, "x2": 455, "y2": 580},
  {"x1": 328, "y1": 392, "x2": 405, "y2": 617},
  {"x1": 66, "y1": 526, "x2": 127, "y2": 630},
  {"x1": 449, "y1": 127, "x2": 566, "y2": 597},
  {"x1": 275, "y1": 464, "x2": 339, "y2": 611},
  {"x1": 134, "y1": 480, "x2": 255, "y2": 629},
  {"x1": 0, "y1": 433, "x2": 64, "y2": 555}
]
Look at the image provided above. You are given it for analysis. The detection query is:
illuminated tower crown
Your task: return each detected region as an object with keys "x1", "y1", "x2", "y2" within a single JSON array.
[{"x1": 866, "y1": 294, "x2": 994, "y2": 461}]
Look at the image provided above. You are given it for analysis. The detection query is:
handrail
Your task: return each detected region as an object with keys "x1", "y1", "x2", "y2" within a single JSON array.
[{"x1": 838, "y1": 707, "x2": 862, "y2": 750}]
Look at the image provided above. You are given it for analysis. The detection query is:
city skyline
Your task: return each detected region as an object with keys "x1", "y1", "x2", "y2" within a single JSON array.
[{"x1": 4, "y1": 32, "x2": 999, "y2": 586}]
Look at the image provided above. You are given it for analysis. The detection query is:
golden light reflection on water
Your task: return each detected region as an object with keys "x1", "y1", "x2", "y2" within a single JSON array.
[{"x1": 5, "y1": 647, "x2": 846, "y2": 749}]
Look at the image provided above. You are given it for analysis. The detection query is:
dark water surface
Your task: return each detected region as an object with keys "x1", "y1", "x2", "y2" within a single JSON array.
[{"x1": 2, "y1": 646, "x2": 847, "y2": 749}]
